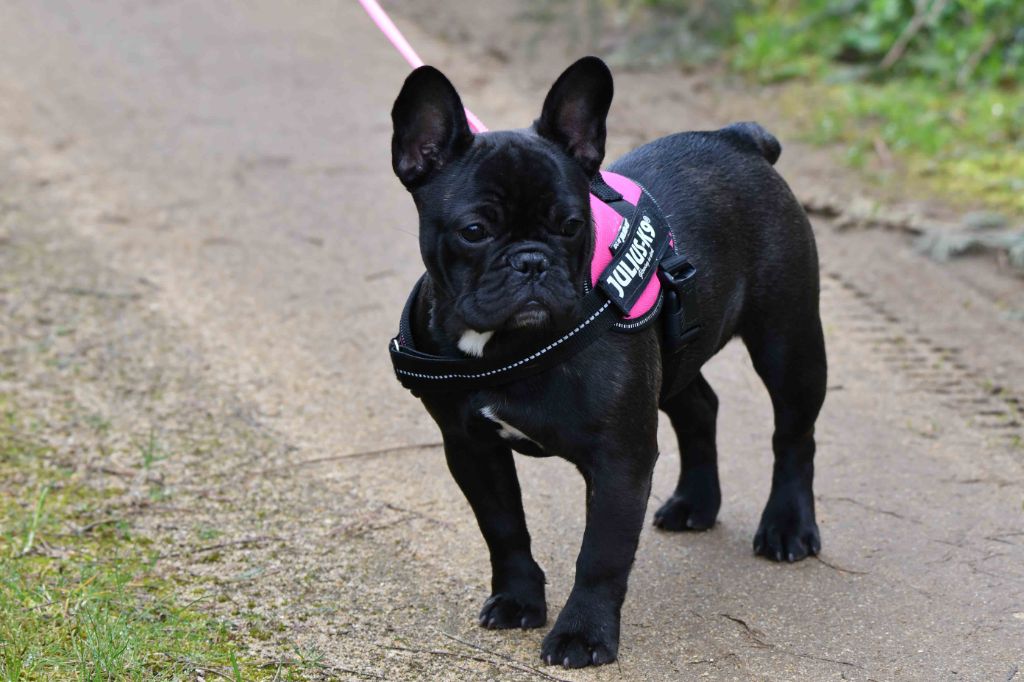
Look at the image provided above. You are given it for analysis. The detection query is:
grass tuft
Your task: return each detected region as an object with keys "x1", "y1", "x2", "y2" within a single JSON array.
[{"x1": 0, "y1": 398, "x2": 277, "y2": 681}]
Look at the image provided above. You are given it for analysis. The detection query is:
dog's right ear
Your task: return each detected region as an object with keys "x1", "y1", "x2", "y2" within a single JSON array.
[{"x1": 391, "y1": 66, "x2": 473, "y2": 189}]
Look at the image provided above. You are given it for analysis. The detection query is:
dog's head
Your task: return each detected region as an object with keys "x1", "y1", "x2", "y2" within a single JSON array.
[{"x1": 391, "y1": 57, "x2": 613, "y2": 354}]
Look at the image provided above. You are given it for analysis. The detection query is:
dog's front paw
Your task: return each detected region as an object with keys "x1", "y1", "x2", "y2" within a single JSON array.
[
  {"x1": 479, "y1": 592, "x2": 546, "y2": 629},
  {"x1": 753, "y1": 489, "x2": 820, "y2": 562},
  {"x1": 540, "y1": 608, "x2": 618, "y2": 668}
]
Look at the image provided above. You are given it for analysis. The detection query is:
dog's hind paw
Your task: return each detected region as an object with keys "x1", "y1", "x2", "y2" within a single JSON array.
[
  {"x1": 478, "y1": 593, "x2": 546, "y2": 630},
  {"x1": 653, "y1": 493, "x2": 718, "y2": 531},
  {"x1": 652, "y1": 471, "x2": 721, "y2": 532}
]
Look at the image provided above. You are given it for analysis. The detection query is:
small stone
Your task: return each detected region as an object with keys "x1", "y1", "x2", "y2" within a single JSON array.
[{"x1": 963, "y1": 210, "x2": 1008, "y2": 231}]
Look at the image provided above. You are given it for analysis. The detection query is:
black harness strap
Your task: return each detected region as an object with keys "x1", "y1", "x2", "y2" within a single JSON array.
[
  {"x1": 657, "y1": 253, "x2": 701, "y2": 399},
  {"x1": 390, "y1": 280, "x2": 618, "y2": 393}
]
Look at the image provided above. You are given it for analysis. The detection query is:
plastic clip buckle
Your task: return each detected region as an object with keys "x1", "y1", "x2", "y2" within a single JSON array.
[{"x1": 658, "y1": 254, "x2": 701, "y2": 354}]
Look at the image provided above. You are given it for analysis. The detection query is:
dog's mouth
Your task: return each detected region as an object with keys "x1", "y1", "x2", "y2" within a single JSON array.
[
  {"x1": 507, "y1": 299, "x2": 551, "y2": 329},
  {"x1": 455, "y1": 276, "x2": 580, "y2": 336}
]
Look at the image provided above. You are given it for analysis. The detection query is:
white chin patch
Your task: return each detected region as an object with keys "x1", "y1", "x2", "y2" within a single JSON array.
[{"x1": 457, "y1": 329, "x2": 493, "y2": 358}]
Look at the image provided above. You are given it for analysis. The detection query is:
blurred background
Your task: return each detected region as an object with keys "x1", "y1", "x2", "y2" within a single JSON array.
[
  {"x1": 395, "y1": 0, "x2": 1024, "y2": 263},
  {"x1": 601, "y1": 0, "x2": 1023, "y2": 218},
  {"x1": 0, "y1": 1, "x2": 1021, "y2": 680}
]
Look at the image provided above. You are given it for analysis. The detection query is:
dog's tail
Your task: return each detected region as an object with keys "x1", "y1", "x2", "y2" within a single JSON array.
[{"x1": 722, "y1": 122, "x2": 781, "y2": 165}]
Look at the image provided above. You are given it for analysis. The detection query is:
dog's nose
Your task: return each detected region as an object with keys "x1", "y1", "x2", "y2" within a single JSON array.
[{"x1": 508, "y1": 251, "x2": 549, "y2": 276}]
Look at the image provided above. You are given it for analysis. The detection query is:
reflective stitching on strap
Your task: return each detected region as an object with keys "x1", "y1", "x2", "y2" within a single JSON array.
[
  {"x1": 395, "y1": 301, "x2": 611, "y2": 380},
  {"x1": 613, "y1": 295, "x2": 664, "y2": 331}
]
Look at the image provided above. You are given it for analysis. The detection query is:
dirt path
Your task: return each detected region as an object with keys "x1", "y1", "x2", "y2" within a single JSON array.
[{"x1": 0, "y1": 1, "x2": 1022, "y2": 680}]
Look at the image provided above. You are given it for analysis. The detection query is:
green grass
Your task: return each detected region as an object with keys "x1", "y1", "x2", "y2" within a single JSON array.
[
  {"x1": 733, "y1": 1, "x2": 1024, "y2": 215},
  {"x1": 622, "y1": 0, "x2": 1024, "y2": 216},
  {"x1": 783, "y1": 79, "x2": 1024, "y2": 213},
  {"x1": 0, "y1": 400, "x2": 275, "y2": 681},
  {"x1": 136, "y1": 429, "x2": 167, "y2": 471}
]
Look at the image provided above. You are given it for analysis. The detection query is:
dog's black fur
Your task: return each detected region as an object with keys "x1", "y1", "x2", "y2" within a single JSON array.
[{"x1": 390, "y1": 57, "x2": 827, "y2": 668}]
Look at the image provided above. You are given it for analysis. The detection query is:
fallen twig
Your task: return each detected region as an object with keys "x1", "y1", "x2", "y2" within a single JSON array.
[
  {"x1": 439, "y1": 631, "x2": 572, "y2": 682},
  {"x1": 957, "y1": 31, "x2": 998, "y2": 87},
  {"x1": 73, "y1": 517, "x2": 123, "y2": 535},
  {"x1": 335, "y1": 515, "x2": 417, "y2": 540},
  {"x1": 89, "y1": 464, "x2": 137, "y2": 478},
  {"x1": 385, "y1": 646, "x2": 511, "y2": 672},
  {"x1": 787, "y1": 650, "x2": 865, "y2": 670},
  {"x1": 332, "y1": 668, "x2": 385, "y2": 680},
  {"x1": 156, "y1": 653, "x2": 235, "y2": 682},
  {"x1": 383, "y1": 502, "x2": 455, "y2": 529},
  {"x1": 48, "y1": 286, "x2": 142, "y2": 301},
  {"x1": 251, "y1": 442, "x2": 442, "y2": 477},
  {"x1": 160, "y1": 535, "x2": 283, "y2": 559},
  {"x1": 387, "y1": 641, "x2": 570, "y2": 682},
  {"x1": 880, "y1": 0, "x2": 949, "y2": 70}
]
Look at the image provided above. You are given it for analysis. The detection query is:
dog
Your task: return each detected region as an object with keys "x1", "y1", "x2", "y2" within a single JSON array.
[{"x1": 388, "y1": 56, "x2": 826, "y2": 668}]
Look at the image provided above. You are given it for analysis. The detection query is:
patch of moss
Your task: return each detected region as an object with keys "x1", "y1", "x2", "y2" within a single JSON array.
[
  {"x1": 777, "y1": 80, "x2": 1024, "y2": 215},
  {"x1": 0, "y1": 397, "x2": 279, "y2": 681}
]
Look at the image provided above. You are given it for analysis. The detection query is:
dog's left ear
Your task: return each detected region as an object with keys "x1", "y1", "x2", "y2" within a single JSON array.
[{"x1": 535, "y1": 56, "x2": 613, "y2": 177}]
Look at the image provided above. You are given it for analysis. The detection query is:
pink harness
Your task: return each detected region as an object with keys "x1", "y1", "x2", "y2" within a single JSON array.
[{"x1": 590, "y1": 171, "x2": 664, "y2": 322}]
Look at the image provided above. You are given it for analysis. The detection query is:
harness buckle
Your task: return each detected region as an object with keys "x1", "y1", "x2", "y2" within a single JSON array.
[{"x1": 658, "y1": 254, "x2": 701, "y2": 354}]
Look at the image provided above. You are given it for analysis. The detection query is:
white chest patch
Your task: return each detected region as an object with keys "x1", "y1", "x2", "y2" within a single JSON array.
[
  {"x1": 479, "y1": 406, "x2": 537, "y2": 444},
  {"x1": 457, "y1": 330, "x2": 494, "y2": 357}
]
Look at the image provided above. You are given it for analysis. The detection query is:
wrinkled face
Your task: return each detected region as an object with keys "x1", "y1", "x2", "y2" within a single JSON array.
[
  {"x1": 391, "y1": 57, "x2": 613, "y2": 347},
  {"x1": 415, "y1": 132, "x2": 592, "y2": 334}
]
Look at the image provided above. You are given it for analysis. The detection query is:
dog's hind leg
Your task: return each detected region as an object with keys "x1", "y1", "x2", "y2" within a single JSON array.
[
  {"x1": 742, "y1": 311, "x2": 827, "y2": 562},
  {"x1": 653, "y1": 373, "x2": 721, "y2": 531},
  {"x1": 442, "y1": 435, "x2": 547, "y2": 629}
]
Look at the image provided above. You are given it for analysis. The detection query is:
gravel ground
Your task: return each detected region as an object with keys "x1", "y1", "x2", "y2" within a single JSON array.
[{"x1": 0, "y1": 1, "x2": 1022, "y2": 680}]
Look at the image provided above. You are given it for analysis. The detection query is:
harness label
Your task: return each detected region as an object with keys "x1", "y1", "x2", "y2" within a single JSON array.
[
  {"x1": 609, "y1": 217, "x2": 630, "y2": 252},
  {"x1": 597, "y1": 194, "x2": 671, "y2": 314}
]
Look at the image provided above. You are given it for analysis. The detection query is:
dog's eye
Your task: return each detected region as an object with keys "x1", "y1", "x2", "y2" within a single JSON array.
[
  {"x1": 458, "y1": 224, "x2": 490, "y2": 243},
  {"x1": 560, "y1": 218, "x2": 585, "y2": 237}
]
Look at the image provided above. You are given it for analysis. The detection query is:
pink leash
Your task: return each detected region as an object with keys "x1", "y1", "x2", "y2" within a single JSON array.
[{"x1": 356, "y1": 0, "x2": 488, "y2": 133}]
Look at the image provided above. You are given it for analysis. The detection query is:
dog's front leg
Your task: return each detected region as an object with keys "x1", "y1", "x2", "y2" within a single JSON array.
[
  {"x1": 541, "y1": 449, "x2": 656, "y2": 668},
  {"x1": 442, "y1": 434, "x2": 547, "y2": 629}
]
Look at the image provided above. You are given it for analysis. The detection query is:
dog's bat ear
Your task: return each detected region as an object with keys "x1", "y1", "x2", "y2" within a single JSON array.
[
  {"x1": 535, "y1": 56, "x2": 613, "y2": 178},
  {"x1": 391, "y1": 66, "x2": 473, "y2": 189}
]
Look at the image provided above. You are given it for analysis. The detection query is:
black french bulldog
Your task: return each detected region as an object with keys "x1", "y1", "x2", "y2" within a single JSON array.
[{"x1": 389, "y1": 56, "x2": 826, "y2": 668}]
